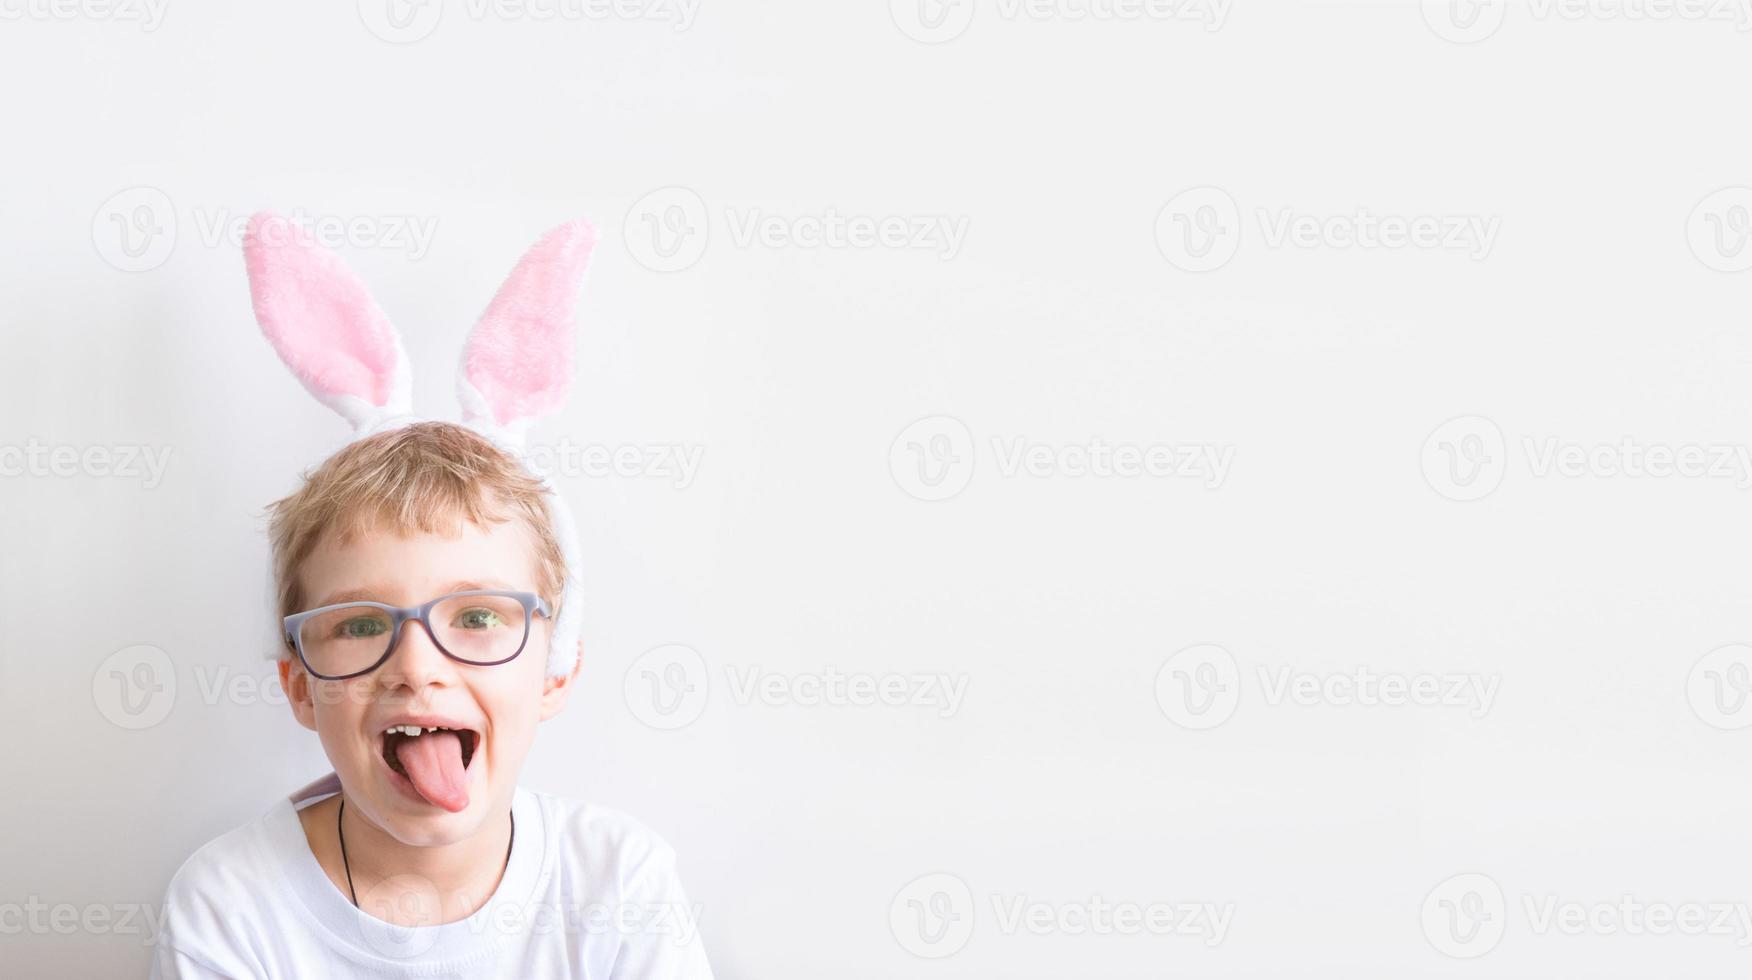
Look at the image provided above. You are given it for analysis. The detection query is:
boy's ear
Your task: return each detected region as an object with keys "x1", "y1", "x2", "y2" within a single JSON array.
[
  {"x1": 277, "y1": 657, "x2": 319, "y2": 732},
  {"x1": 539, "y1": 638, "x2": 585, "y2": 721}
]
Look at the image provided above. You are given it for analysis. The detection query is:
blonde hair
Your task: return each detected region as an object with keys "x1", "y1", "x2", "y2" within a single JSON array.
[{"x1": 266, "y1": 421, "x2": 567, "y2": 626}]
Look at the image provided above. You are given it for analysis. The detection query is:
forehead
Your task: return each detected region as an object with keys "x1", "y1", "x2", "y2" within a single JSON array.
[{"x1": 298, "y1": 511, "x2": 543, "y2": 608}]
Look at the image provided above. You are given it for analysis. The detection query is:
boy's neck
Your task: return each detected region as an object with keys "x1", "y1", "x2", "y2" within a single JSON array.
[{"x1": 301, "y1": 794, "x2": 515, "y2": 926}]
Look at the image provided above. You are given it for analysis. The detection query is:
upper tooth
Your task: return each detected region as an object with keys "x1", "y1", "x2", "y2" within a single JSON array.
[{"x1": 382, "y1": 724, "x2": 466, "y2": 736}]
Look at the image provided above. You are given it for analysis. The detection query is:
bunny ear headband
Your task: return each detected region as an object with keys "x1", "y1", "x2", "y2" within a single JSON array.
[{"x1": 243, "y1": 211, "x2": 594, "y2": 678}]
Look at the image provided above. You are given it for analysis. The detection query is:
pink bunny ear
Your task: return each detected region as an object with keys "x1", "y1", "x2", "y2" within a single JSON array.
[
  {"x1": 457, "y1": 219, "x2": 596, "y2": 445},
  {"x1": 244, "y1": 211, "x2": 412, "y2": 434}
]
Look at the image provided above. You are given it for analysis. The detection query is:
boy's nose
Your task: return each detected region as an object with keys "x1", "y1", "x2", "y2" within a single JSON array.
[{"x1": 377, "y1": 617, "x2": 456, "y2": 689}]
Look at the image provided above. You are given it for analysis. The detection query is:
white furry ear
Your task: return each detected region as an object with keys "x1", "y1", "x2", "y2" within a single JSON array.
[
  {"x1": 244, "y1": 212, "x2": 413, "y2": 436},
  {"x1": 540, "y1": 490, "x2": 588, "y2": 679},
  {"x1": 456, "y1": 219, "x2": 596, "y2": 448}
]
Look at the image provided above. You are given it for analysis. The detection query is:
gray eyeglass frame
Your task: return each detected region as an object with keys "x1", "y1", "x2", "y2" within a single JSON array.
[{"x1": 283, "y1": 589, "x2": 553, "y2": 681}]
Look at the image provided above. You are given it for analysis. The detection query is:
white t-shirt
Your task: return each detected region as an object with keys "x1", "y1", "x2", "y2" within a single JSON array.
[{"x1": 151, "y1": 774, "x2": 714, "y2": 979}]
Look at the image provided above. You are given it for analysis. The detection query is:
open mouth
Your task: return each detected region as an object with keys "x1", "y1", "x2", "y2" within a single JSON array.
[
  {"x1": 382, "y1": 725, "x2": 479, "y2": 776},
  {"x1": 379, "y1": 725, "x2": 481, "y2": 812}
]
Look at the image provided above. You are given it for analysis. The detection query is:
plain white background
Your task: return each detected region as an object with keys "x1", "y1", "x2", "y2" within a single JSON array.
[{"x1": 7, "y1": 0, "x2": 1752, "y2": 976}]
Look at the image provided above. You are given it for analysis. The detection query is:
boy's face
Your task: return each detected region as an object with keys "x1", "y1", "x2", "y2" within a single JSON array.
[{"x1": 278, "y1": 509, "x2": 578, "y2": 846}]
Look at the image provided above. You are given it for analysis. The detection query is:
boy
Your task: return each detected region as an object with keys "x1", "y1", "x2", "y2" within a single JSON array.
[{"x1": 152, "y1": 215, "x2": 712, "y2": 978}]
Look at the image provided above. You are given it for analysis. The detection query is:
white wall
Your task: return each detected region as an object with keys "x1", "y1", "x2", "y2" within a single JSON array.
[{"x1": 5, "y1": 1, "x2": 1752, "y2": 976}]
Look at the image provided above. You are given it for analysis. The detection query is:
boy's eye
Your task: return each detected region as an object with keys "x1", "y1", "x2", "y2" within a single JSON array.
[
  {"x1": 452, "y1": 607, "x2": 506, "y2": 631},
  {"x1": 336, "y1": 615, "x2": 390, "y2": 639}
]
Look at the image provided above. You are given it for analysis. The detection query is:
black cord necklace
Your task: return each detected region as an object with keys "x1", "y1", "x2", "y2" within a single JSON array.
[{"x1": 336, "y1": 798, "x2": 514, "y2": 909}]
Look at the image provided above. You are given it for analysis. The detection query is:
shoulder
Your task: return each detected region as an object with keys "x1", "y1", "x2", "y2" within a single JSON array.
[
  {"x1": 153, "y1": 805, "x2": 297, "y2": 976},
  {"x1": 520, "y1": 792, "x2": 712, "y2": 974},
  {"x1": 524, "y1": 790, "x2": 688, "y2": 893},
  {"x1": 162, "y1": 807, "x2": 289, "y2": 911}
]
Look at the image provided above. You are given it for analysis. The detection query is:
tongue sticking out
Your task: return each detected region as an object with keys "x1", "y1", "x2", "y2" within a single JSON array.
[{"x1": 393, "y1": 731, "x2": 470, "y2": 812}]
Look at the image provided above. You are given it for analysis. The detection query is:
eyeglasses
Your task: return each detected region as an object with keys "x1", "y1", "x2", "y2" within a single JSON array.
[{"x1": 284, "y1": 590, "x2": 553, "y2": 681}]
